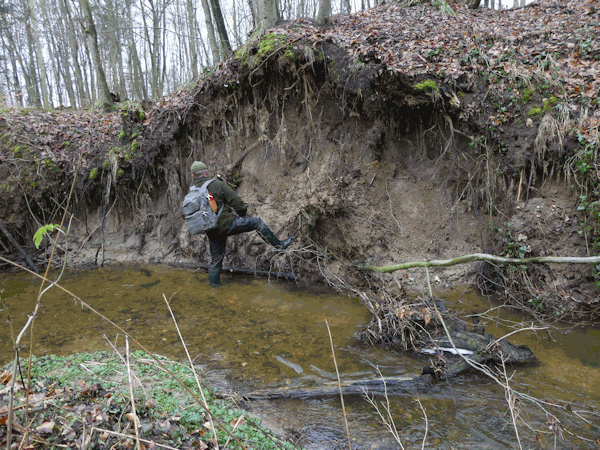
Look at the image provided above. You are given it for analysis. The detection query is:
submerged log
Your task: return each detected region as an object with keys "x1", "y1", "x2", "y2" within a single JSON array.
[
  {"x1": 243, "y1": 375, "x2": 428, "y2": 400},
  {"x1": 243, "y1": 331, "x2": 535, "y2": 400}
]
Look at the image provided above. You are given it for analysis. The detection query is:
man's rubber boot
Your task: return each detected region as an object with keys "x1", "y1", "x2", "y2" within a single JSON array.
[
  {"x1": 278, "y1": 236, "x2": 293, "y2": 250},
  {"x1": 208, "y1": 270, "x2": 221, "y2": 287},
  {"x1": 259, "y1": 227, "x2": 293, "y2": 249}
]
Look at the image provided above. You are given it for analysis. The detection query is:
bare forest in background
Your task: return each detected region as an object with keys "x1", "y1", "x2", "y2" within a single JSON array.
[{"x1": 0, "y1": 0, "x2": 527, "y2": 109}]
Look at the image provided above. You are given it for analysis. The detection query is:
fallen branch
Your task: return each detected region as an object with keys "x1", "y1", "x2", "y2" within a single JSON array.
[
  {"x1": 357, "y1": 253, "x2": 600, "y2": 273},
  {"x1": 0, "y1": 223, "x2": 38, "y2": 273}
]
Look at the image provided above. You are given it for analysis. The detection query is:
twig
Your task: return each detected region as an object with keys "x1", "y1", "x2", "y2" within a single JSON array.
[
  {"x1": 500, "y1": 356, "x2": 523, "y2": 450},
  {"x1": 125, "y1": 337, "x2": 142, "y2": 450},
  {"x1": 102, "y1": 335, "x2": 148, "y2": 398},
  {"x1": 362, "y1": 366, "x2": 405, "y2": 449},
  {"x1": 90, "y1": 427, "x2": 180, "y2": 450},
  {"x1": 325, "y1": 319, "x2": 352, "y2": 450},
  {"x1": 416, "y1": 397, "x2": 428, "y2": 450}
]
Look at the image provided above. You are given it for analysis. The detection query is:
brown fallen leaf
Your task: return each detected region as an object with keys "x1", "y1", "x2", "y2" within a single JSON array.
[
  {"x1": 0, "y1": 371, "x2": 12, "y2": 384},
  {"x1": 36, "y1": 420, "x2": 55, "y2": 435},
  {"x1": 125, "y1": 412, "x2": 140, "y2": 428},
  {"x1": 230, "y1": 416, "x2": 245, "y2": 428}
]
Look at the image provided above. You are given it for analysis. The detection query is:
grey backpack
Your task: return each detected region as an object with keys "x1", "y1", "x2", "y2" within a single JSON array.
[{"x1": 182, "y1": 179, "x2": 223, "y2": 234}]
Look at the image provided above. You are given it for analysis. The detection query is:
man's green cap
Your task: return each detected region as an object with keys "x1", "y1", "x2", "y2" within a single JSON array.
[{"x1": 190, "y1": 161, "x2": 207, "y2": 173}]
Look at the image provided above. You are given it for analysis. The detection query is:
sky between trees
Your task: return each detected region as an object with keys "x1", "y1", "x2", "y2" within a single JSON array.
[{"x1": 0, "y1": 0, "x2": 535, "y2": 109}]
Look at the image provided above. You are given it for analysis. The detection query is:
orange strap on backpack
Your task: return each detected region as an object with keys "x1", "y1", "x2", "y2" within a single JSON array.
[{"x1": 207, "y1": 193, "x2": 218, "y2": 213}]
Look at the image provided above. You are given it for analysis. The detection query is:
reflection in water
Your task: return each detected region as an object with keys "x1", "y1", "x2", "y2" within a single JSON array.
[{"x1": 1, "y1": 266, "x2": 599, "y2": 448}]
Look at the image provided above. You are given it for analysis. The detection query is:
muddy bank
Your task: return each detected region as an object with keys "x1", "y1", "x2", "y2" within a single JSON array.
[{"x1": 1, "y1": 1, "x2": 599, "y2": 327}]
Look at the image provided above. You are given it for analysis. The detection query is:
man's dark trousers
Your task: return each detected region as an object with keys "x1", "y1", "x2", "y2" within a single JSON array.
[{"x1": 207, "y1": 216, "x2": 268, "y2": 287}]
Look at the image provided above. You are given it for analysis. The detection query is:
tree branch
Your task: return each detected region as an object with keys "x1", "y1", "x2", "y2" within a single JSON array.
[{"x1": 357, "y1": 253, "x2": 600, "y2": 273}]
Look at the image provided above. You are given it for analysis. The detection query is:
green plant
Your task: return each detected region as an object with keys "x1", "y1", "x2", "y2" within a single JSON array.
[
  {"x1": 498, "y1": 223, "x2": 529, "y2": 260},
  {"x1": 13, "y1": 352, "x2": 298, "y2": 450},
  {"x1": 528, "y1": 106, "x2": 542, "y2": 116},
  {"x1": 543, "y1": 96, "x2": 558, "y2": 110},
  {"x1": 90, "y1": 168, "x2": 99, "y2": 180},
  {"x1": 33, "y1": 224, "x2": 62, "y2": 248},
  {"x1": 229, "y1": 172, "x2": 242, "y2": 189},
  {"x1": 415, "y1": 79, "x2": 438, "y2": 92},
  {"x1": 521, "y1": 88, "x2": 534, "y2": 103},
  {"x1": 131, "y1": 140, "x2": 140, "y2": 153},
  {"x1": 428, "y1": 47, "x2": 443, "y2": 58}
]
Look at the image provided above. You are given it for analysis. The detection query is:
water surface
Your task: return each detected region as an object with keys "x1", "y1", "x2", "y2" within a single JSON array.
[{"x1": 1, "y1": 265, "x2": 599, "y2": 448}]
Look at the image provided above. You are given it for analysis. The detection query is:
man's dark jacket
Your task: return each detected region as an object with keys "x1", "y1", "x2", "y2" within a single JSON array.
[{"x1": 194, "y1": 176, "x2": 247, "y2": 235}]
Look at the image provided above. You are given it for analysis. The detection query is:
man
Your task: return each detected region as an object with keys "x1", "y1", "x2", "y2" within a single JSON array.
[{"x1": 189, "y1": 161, "x2": 292, "y2": 287}]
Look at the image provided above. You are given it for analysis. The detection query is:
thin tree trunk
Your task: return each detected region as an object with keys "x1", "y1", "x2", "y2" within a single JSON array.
[
  {"x1": 126, "y1": 0, "x2": 147, "y2": 101},
  {"x1": 25, "y1": 18, "x2": 42, "y2": 107},
  {"x1": 0, "y1": 26, "x2": 24, "y2": 106},
  {"x1": 200, "y1": 0, "x2": 219, "y2": 64},
  {"x1": 342, "y1": 0, "x2": 351, "y2": 14},
  {"x1": 60, "y1": 0, "x2": 86, "y2": 108},
  {"x1": 79, "y1": 0, "x2": 113, "y2": 108},
  {"x1": 28, "y1": 0, "x2": 51, "y2": 108},
  {"x1": 209, "y1": 0, "x2": 231, "y2": 58},
  {"x1": 186, "y1": 0, "x2": 199, "y2": 79}
]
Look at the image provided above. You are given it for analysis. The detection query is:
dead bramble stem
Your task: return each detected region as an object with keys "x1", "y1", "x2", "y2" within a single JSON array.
[
  {"x1": 125, "y1": 337, "x2": 142, "y2": 450},
  {"x1": 325, "y1": 319, "x2": 352, "y2": 450}
]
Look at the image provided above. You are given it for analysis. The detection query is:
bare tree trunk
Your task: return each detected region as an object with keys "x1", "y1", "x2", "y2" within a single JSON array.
[
  {"x1": 186, "y1": 0, "x2": 199, "y2": 79},
  {"x1": 254, "y1": 0, "x2": 280, "y2": 30},
  {"x1": 125, "y1": 0, "x2": 147, "y2": 101},
  {"x1": 79, "y1": 0, "x2": 113, "y2": 108},
  {"x1": 59, "y1": 0, "x2": 86, "y2": 107},
  {"x1": 0, "y1": 25, "x2": 24, "y2": 106},
  {"x1": 200, "y1": 0, "x2": 220, "y2": 64},
  {"x1": 209, "y1": 0, "x2": 231, "y2": 58},
  {"x1": 27, "y1": 0, "x2": 51, "y2": 108},
  {"x1": 342, "y1": 0, "x2": 351, "y2": 14},
  {"x1": 317, "y1": 0, "x2": 331, "y2": 25},
  {"x1": 24, "y1": 18, "x2": 42, "y2": 107}
]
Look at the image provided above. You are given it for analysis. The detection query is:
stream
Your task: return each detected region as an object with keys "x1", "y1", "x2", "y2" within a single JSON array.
[{"x1": 1, "y1": 265, "x2": 599, "y2": 449}]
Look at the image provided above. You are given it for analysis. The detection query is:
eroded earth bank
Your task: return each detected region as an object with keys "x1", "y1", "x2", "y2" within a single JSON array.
[{"x1": 1, "y1": 1, "x2": 600, "y2": 348}]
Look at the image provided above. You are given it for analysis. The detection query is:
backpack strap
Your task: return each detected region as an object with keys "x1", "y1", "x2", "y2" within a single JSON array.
[
  {"x1": 199, "y1": 179, "x2": 224, "y2": 219},
  {"x1": 200, "y1": 178, "x2": 216, "y2": 191}
]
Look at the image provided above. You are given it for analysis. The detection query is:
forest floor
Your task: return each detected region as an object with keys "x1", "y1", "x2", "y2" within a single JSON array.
[{"x1": 1, "y1": 351, "x2": 300, "y2": 450}]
